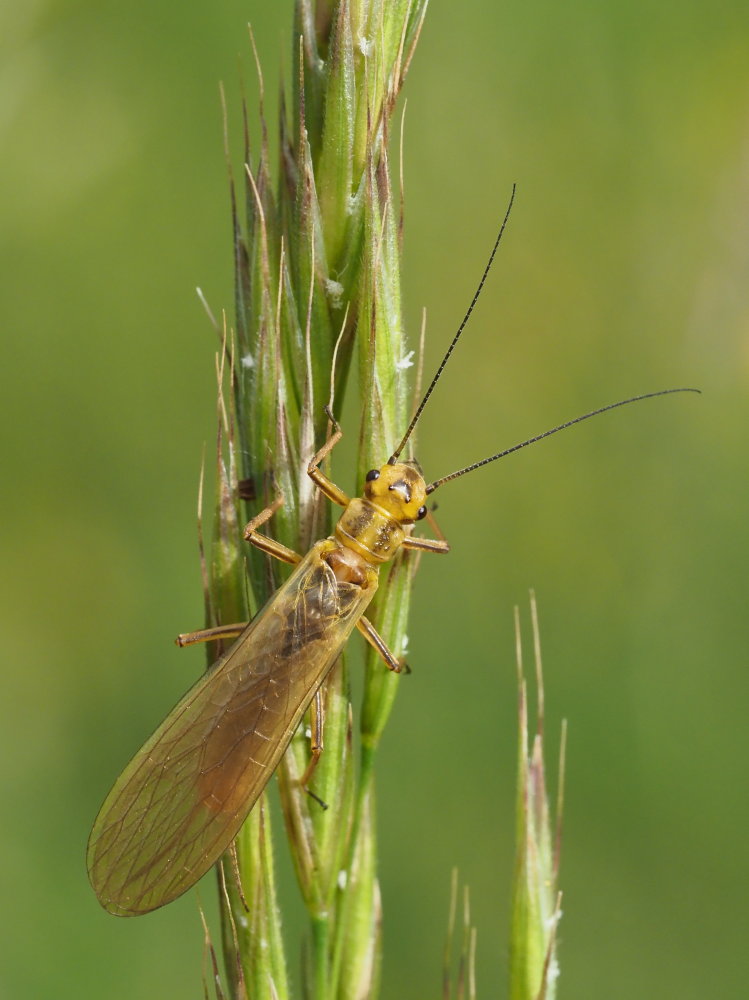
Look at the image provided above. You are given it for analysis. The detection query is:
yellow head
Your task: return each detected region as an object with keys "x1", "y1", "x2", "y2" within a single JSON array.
[{"x1": 362, "y1": 462, "x2": 428, "y2": 525}]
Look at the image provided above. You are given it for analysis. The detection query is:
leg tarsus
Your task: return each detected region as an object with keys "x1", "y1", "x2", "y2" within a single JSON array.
[
  {"x1": 402, "y1": 534, "x2": 450, "y2": 554},
  {"x1": 305, "y1": 786, "x2": 329, "y2": 811},
  {"x1": 323, "y1": 404, "x2": 340, "y2": 434},
  {"x1": 356, "y1": 615, "x2": 407, "y2": 673},
  {"x1": 299, "y1": 689, "x2": 328, "y2": 809},
  {"x1": 307, "y1": 411, "x2": 349, "y2": 508},
  {"x1": 175, "y1": 622, "x2": 248, "y2": 647},
  {"x1": 227, "y1": 840, "x2": 250, "y2": 912}
]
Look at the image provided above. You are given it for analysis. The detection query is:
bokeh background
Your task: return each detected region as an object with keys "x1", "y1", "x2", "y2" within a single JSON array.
[{"x1": 2, "y1": 1, "x2": 747, "y2": 997}]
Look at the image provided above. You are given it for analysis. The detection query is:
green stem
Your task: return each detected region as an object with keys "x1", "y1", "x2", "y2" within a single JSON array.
[
  {"x1": 312, "y1": 911, "x2": 331, "y2": 998},
  {"x1": 330, "y1": 744, "x2": 378, "y2": 995}
]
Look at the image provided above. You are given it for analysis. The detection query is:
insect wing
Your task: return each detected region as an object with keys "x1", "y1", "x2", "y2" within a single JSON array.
[{"x1": 87, "y1": 541, "x2": 376, "y2": 915}]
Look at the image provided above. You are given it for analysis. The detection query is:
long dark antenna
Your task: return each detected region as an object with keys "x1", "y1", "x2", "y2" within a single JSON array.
[
  {"x1": 388, "y1": 184, "x2": 517, "y2": 464},
  {"x1": 425, "y1": 388, "x2": 700, "y2": 494}
]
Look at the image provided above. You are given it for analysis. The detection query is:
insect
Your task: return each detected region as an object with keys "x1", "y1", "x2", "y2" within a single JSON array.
[{"x1": 87, "y1": 190, "x2": 698, "y2": 915}]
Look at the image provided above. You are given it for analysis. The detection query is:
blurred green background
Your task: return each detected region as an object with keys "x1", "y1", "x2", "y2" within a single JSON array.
[{"x1": 2, "y1": 1, "x2": 747, "y2": 997}]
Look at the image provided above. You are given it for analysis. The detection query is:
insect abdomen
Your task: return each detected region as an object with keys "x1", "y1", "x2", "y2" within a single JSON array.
[{"x1": 87, "y1": 540, "x2": 377, "y2": 915}]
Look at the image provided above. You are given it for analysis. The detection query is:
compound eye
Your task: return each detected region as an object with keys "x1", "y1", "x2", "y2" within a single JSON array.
[
  {"x1": 416, "y1": 505, "x2": 427, "y2": 521},
  {"x1": 365, "y1": 468, "x2": 380, "y2": 482}
]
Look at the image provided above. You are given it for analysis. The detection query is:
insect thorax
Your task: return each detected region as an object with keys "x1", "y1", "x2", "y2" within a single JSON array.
[{"x1": 334, "y1": 497, "x2": 406, "y2": 564}]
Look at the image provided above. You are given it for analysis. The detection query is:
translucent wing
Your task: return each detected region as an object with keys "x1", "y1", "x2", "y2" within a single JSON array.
[{"x1": 87, "y1": 540, "x2": 376, "y2": 915}]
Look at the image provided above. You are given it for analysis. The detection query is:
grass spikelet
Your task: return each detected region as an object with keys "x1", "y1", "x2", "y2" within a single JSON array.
[
  {"x1": 510, "y1": 594, "x2": 566, "y2": 1000},
  {"x1": 206, "y1": 3, "x2": 429, "y2": 995}
]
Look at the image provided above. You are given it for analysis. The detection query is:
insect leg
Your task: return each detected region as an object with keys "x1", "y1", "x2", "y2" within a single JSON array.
[
  {"x1": 356, "y1": 616, "x2": 408, "y2": 673},
  {"x1": 425, "y1": 505, "x2": 448, "y2": 544},
  {"x1": 307, "y1": 407, "x2": 350, "y2": 508},
  {"x1": 175, "y1": 622, "x2": 246, "y2": 647},
  {"x1": 402, "y1": 535, "x2": 451, "y2": 554},
  {"x1": 177, "y1": 501, "x2": 304, "y2": 646},
  {"x1": 243, "y1": 495, "x2": 303, "y2": 565},
  {"x1": 225, "y1": 840, "x2": 250, "y2": 912},
  {"x1": 298, "y1": 688, "x2": 325, "y2": 794}
]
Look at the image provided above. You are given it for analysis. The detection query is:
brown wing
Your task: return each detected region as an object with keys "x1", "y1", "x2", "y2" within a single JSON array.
[{"x1": 87, "y1": 540, "x2": 376, "y2": 915}]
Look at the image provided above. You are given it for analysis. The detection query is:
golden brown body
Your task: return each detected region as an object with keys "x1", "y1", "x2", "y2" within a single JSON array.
[{"x1": 87, "y1": 460, "x2": 442, "y2": 916}]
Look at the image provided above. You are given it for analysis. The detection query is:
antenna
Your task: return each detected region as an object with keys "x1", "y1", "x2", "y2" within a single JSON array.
[
  {"x1": 424, "y1": 388, "x2": 700, "y2": 493},
  {"x1": 388, "y1": 184, "x2": 517, "y2": 464}
]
